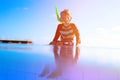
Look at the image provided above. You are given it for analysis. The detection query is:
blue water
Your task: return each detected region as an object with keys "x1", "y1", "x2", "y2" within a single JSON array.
[{"x1": 0, "y1": 43, "x2": 120, "y2": 80}]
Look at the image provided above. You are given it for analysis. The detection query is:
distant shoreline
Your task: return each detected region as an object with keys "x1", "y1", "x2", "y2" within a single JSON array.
[{"x1": 0, "y1": 39, "x2": 32, "y2": 44}]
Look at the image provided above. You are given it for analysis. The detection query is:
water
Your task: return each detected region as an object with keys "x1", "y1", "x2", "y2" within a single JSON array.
[{"x1": 0, "y1": 43, "x2": 120, "y2": 80}]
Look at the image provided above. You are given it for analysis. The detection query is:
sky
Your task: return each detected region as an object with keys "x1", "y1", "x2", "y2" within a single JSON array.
[{"x1": 0, "y1": 0, "x2": 120, "y2": 48}]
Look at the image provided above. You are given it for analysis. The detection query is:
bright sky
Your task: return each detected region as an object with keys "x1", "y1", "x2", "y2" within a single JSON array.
[{"x1": 0, "y1": 0, "x2": 120, "y2": 48}]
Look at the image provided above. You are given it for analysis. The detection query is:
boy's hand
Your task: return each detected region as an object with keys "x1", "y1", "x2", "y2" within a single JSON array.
[
  {"x1": 76, "y1": 43, "x2": 80, "y2": 46},
  {"x1": 76, "y1": 41, "x2": 81, "y2": 46},
  {"x1": 49, "y1": 41, "x2": 56, "y2": 45},
  {"x1": 49, "y1": 41, "x2": 62, "y2": 46},
  {"x1": 76, "y1": 40, "x2": 81, "y2": 46}
]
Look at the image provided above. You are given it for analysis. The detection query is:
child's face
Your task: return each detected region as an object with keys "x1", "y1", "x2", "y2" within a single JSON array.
[{"x1": 60, "y1": 13, "x2": 71, "y2": 24}]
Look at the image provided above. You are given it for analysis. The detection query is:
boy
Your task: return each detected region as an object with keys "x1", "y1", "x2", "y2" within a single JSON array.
[{"x1": 50, "y1": 9, "x2": 81, "y2": 46}]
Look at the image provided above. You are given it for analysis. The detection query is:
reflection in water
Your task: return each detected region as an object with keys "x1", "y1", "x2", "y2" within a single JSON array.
[{"x1": 39, "y1": 45, "x2": 81, "y2": 79}]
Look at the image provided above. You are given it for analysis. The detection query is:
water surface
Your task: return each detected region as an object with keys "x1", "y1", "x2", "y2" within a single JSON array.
[{"x1": 0, "y1": 43, "x2": 120, "y2": 80}]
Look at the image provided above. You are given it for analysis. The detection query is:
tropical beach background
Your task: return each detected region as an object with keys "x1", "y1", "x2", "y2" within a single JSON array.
[
  {"x1": 0, "y1": 0, "x2": 120, "y2": 48},
  {"x1": 0, "y1": 0, "x2": 120, "y2": 80}
]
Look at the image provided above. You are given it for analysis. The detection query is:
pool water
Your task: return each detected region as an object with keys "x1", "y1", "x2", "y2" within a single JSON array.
[{"x1": 0, "y1": 43, "x2": 120, "y2": 80}]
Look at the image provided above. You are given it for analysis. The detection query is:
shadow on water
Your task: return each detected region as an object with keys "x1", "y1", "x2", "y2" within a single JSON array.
[{"x1": 39, "y1": 45, "x2": 81, "y2": 79}]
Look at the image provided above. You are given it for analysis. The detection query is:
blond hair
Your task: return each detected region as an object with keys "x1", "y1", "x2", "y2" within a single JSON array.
[{"x1": 60, "y1": 9, "x2": 72, "y2": 17}]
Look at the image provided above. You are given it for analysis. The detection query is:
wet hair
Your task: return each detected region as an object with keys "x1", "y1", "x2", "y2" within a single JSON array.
[{"x1": 60, "y1": 9, "x2": 72, "y2": 17}]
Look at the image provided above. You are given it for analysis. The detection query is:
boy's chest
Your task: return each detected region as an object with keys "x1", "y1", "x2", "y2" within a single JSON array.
[{"x1": 59, "y1": 26, "x2": 74, "y2": 35}]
